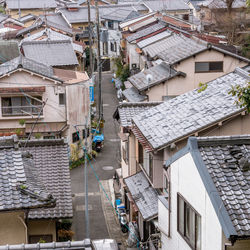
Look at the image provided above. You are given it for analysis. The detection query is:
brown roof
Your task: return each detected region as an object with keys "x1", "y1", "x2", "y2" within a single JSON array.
[{"x1": 161, "y1": 15, "x2": 191, "y2": 29}]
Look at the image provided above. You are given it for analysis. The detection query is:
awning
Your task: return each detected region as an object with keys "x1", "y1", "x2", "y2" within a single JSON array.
[
  {"x1": 25, "y1": 122, "x2": 66, "y2": 133},
  {"x1": 124, "y1": 171, "x2": 158, "y2": 221}
]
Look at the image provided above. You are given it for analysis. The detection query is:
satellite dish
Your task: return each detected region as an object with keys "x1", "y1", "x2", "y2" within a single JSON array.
[{"x1": 146, "y1": 74, "x2": 153, "y2": 83}]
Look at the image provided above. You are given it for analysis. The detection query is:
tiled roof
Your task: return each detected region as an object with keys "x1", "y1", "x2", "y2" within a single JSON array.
[
  {"x1": 18, "y1": 14, "x2": 37, "y2": 23},
  {"x1": 0, "y1": 55, "x2": 62, "y2": 82},
  {"x1": 0, "y1": 13, "x2": 8, "y2": 23},
  {"x1": 143, "y1": 0, "x2": 190, "y2": 11},
  {"x1": 128, "y1": 16, "x2": 157, "y2": 32},
  {"x1": 101, "y1": 8, "x2": 140, "y2": 22},
  {"x1": 196, "y1": 135, "x2": 250, "y2": 237},
  {"x1": 161, "y1": 15, "x2": 191, "y2": 29},
  {"x1": 0, "y1": 40, "x2": 20, "y2": 63},
  {"x1": 59, "y1": 4, "x2": 147, "y2": 24},
  {"x1": 133, "y1": 68, "x2": 250, "y2": 151},
  {"x1": 126, "y1": 22, "x2": 166, "y2": 42},
  {"x1": 6, "y1": 0, "x2": 57, "y2": 9},
  {"x1": 199, "y1": 0, "x2": 246, "y2": 8},
  {"x1": 128, "y1": 62, "x2": 184, "y2": 91},
  {"x1": 21, "y1": 29, "x2": 84, "y2": 54},
  {"x1": 22, "y1": 40, "x2": 79, "y2": 67},
  {"x1": 0, "y1": 136, "x2": 55, "y2": 212},
  {"x1": 157, "y1": 35, "x2": 206, "y2": 64},
  {"x1": 124, "y1": 171, "x2": 158, "y2": 220},
  {"x1": 137, "y1": 30, "x2": 171, "y2": 48},
  {"x1": 115, "y1": 101, "x2": 162, "y2": 127},
  {"x1": 122, "y1": 87, "x2": 147, "y2": 102},
  {"x1": 19, "y1": 139, "x2": 73, "y2": 219}
]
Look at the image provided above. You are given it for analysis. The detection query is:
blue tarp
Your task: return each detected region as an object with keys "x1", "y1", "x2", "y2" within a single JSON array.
[{"x1": 93, "y1": 134, "x2": 104, "y2": 143}]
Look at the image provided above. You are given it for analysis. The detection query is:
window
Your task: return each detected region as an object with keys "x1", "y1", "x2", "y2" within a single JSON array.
[
  {"x1": 82, "y1": 128, "x2": 90, "y2": 139},
  {"x1": 177, "y1": 194, "x2": 201, "y2": 250},
  {"x1": 110, "y1": 42, "x2": 117, "y2": 52},
  {"x1": 103, "y1": 42, "x2": 108, "y2": 55},
  {"x1": 72, "y1": 132, "x2": 79, "y2": 143},
  {"x1": 195, "y1": 61, "x2": 223, "y2": 73},
  {"x1": 59, "y1": 93, "x2": 65, "y2": 105},
  {"x1": 1, "y1": 96, "x2": 42, "y2": 116},
  {"x1": 108, "y1": 20, "x2": 114, "y2": 29}
]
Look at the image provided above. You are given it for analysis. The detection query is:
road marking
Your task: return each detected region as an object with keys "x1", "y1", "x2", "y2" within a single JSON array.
[
  {"x1": 109, "y1": 139, "x2": 120, "y2": 142},
  {"x1": 76, "y1": 205, "x2": 93, "y2": 211},
  {"x1": 102, "y1": 166, "x2": 114, "y2": 171},
  {"x1": 74, "y1": 192, "x2": 100, "y2": 197}
]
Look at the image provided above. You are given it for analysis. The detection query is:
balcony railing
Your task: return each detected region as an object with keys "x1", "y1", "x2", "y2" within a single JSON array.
[{"x1": 1, "y1": 105, "x2": 43, "y2": 117}]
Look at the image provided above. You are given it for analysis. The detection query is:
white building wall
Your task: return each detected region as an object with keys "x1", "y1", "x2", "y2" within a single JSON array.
[
  {"x1": 127, "y1": 43, "x2": 140, "y2": 69},
  {"x1": 159, "y1": 152, "x2": 223, "y2": 250}
]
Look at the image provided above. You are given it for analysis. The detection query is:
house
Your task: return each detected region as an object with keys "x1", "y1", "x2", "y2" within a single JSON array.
[
  {"x1": 0, "y1": 55, "x2": 90, "y2": 149},
  {"x1": 0, "y1": 135, "x2": 73, "y2": 244},
  {"x1": 21, "y1": 40, "x2": 79, "y2": 69},
  {"x1": 57, "y1": 3, "x2": 149, "y2": 30},
  {"x1": 20, "y1": 28, "x2": 85, "y2": 70},
  {"x1": 16, "y1": 13, "x2": 74, "y2": 39},
  {"x1": 196, "y1": 0, "x2": 249, "y2": 32},
  {"x1": 18, "y1": 14, "x2": 37, "y2": 27},
  {"x1": 115, "y1": 67, "x2": 250, "y2": 242},
  {"x1": 159, "y1": 135, "x2": 250, "y2": 250},
  {"x1": 5, "y1": 0, "x2": 58, "y2": 18},
  {"x1": 127, "y1": 33, "x2": 249, "y2": 101}
]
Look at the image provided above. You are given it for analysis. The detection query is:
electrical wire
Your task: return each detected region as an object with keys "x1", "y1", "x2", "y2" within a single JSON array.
[{"x1": 74, "y1": 127, "x2": 142, "y2": 249}]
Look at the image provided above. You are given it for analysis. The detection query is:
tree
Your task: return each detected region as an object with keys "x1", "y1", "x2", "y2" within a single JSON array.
[{"x1": 229, "y1": 82, "x2": 250, "y2": 113}]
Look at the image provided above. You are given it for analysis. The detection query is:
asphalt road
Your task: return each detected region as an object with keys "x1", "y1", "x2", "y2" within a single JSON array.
[{"x1": 71, "y1": 73, "x2": 120, "y2": 241}]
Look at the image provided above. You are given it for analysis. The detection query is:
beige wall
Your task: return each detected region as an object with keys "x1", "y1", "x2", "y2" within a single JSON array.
[
  {"x1": 0, "y1": 70, "x2": 66, "y2": 132},
  {"x1": 8, "y1": 9, "x2": 55, "y2": 19},
  {"x1": 146, "y1": 50, "x2": 247, "y2": 101},
  {"x1": 0, "y1": 212, "x2": 27, "y2": 244},
  {"x1": 28, "y1": 219, "x2": 56, "y2": 242}
]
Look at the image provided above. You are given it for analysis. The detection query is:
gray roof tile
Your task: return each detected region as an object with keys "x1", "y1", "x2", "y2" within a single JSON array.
[
  {"x1": 126, "y1": 22, "x2": 166, "y2": 42},
  {"x1": 143, "y1": 0, "x2": 190, "y2": 11},
  {"x1": 22, "y1": 40, "x2": 79, "y2": 67},
  {"x1": 133, "y1": 68, "x2": 250, "y2": 150},
  {"x1": 0, "y1": 40, "x2": 20, "y2": 63},
  {"x1": 6, "y1": 0, "x2": 57, "y2": 9},
  {"x1": 0, "y1": 55, "x2": 62, "y2": 82},
  {"x1": 0, "y1": 136, "x2": 55, "y2": 212},
  {"x1": 128, "y1": 62, "x2": 183, "y2": 91},
  {"x1": 115, "y1": 101, "x2": 162, "y2": 127},
  {"x1": 122, "y1": 86, "x2": 147, "y2": 102},
  {"x1": 124, "y1": 171, "x2": 158, "y2": 220},
  {"x1": 197, "y1": 135, "x2": 250, "y2": 236},
  {"x1": 19, "y1": 139, "x2": 73, "y2": 219}
]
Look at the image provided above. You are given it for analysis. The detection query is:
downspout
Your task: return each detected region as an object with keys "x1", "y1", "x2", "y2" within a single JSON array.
[
  {"x1": 18, "y1": 210, "x2": 29, "y2": 243},
  {"x1": 224, "y1": 242, "x2": 233, "y2": 250},
  {"x1": 168, "y1": 166, "x2": 171, "y2": 237}
]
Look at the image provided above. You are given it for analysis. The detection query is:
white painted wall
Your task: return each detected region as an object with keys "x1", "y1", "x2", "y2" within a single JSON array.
[
  {"x1": 127, "y1": 42, "x2": 140, "y2": 69},
  {"x1": 159, "y1": 153, "x2": 223, "y2": 250}
]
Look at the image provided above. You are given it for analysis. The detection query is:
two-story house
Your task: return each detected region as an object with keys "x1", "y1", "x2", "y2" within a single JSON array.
[
  {"x1": 0, "y1": 55, "x2": 90, "y2": 149},
  {"x1": 117, "y1": 67, "x2": 250, "y2": 242},
  {"x1": 159, "y1": 135, "x2": 250, "y2": 250},
  {"x1": 126, "y1": 33, "x2": 249, "y2": 101}
]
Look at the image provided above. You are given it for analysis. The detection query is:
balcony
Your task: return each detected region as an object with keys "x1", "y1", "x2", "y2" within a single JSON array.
[{"x1": 1, "y1": 105, "x2": 43, "y2": 117}]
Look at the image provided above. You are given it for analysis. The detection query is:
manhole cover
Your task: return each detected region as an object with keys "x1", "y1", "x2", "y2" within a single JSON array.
[{"x1": 102, "y1": 166, "x2": 114, "y2": 171}]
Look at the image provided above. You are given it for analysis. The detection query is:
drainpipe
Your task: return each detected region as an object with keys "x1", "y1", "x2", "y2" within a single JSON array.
[
  {"x1": 224, "y1": 242, "x2": 233, "y2": 250},
  {"x1": 18, "y1": 213, "x2": 28, "y2": 243}
]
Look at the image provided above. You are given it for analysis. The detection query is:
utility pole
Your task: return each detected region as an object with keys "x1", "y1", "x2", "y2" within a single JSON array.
[
  {"x1": 87, "y1": 0, "x2": 93, "y2": 77},
  {"x1": 95, "y1": 0, "x2": 103, "y2": 121}
]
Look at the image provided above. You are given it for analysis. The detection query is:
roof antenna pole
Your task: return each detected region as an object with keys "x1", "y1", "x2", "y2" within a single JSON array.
[{"x1": 87, "y1": 0, "x2": 93, "y2": 77}]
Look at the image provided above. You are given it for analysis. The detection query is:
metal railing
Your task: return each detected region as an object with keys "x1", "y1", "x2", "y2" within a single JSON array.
[{"x1": 1, "y1": 105, "x2": 43, "y2": 116}]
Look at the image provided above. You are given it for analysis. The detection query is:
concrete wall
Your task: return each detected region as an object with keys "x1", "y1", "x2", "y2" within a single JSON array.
[
  {"x1": 127, "y1": 43, "x2": 140, "y2": 70},
  {"x1": 28, "y1": 219, "x2": 56, "y2": 242},
  {"x1": 0, "y1": 212, "x2": 27, "y2": 244},
  {"x1": 66, "y1": 82, "x2": 90, "y2": 145},
  {"x1": 146, "y1": 49, "x2": 247, "y2": 101},
  {"x1": 159, "y1": 153, "x2": 223, "y2": 250}
]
